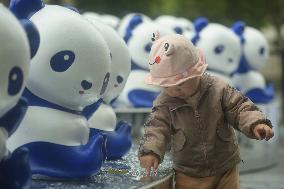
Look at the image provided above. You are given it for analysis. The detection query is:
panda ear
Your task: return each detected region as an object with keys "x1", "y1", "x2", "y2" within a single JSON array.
[
  {"x1": 231, "y1": 21, "x2": 246, "y2": 44},
  {"x1": 191, "y1": 17, "x2": 208, "y2": 45},
  {"x1": 165, "y1": 44, "x2": 175, "y2": 56},
  {"x1": 19, "y1": 19, "x2": 40, "y2": 58},
  {"x1": 231, "y1": 21, "x2": 245, "y2": 36},
  {"x1": 194, "y1": 17, "x2": 208, "y2": 33},
  {"x1": 191, "y1": 35, "x2": 200, "y2": 45},
  {"x1": 9, "y1": 0, "x2": 44, "y2": 19},
  {"x1": 123, "y1": 14, "x2": 143, "y2": 43}
]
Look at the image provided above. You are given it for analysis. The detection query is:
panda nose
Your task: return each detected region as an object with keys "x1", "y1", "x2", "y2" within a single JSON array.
[
  {"x1": 228, "y1": 58, "x2": 233, "y2": 63},
  {"x1": 81, "y1": 80, "x2": 92, "y2": 90}
]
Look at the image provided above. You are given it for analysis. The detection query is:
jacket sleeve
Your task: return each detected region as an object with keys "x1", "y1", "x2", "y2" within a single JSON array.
[
  {"x1": 222, "y1": 85, "x2": 272, "y2": 138},
  {"x1": 138, "y1": 105, "x2": 171, "y2": 163}
]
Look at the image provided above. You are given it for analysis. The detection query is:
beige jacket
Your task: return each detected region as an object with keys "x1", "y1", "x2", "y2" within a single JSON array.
[{"x1": 139, "y1": 73, "x2": 272, "y2": 177}]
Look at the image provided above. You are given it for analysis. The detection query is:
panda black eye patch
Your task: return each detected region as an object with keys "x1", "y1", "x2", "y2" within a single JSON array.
[
  {"x1": 50, "y1": 50, "x2": 75, "y2": 72},
  {"x1": 8, "y1": 66, "x2": 23, "y2": 96}
]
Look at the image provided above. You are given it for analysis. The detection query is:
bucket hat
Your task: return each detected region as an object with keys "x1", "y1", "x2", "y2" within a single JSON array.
[{"x1": 145, "y1": 34, "x2": 207, "y2": 87}]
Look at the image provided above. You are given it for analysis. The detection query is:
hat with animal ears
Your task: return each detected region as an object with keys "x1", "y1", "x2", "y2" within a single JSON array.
[{"x1": 145, "y1": 33, "x2": 207, "y2": 87}]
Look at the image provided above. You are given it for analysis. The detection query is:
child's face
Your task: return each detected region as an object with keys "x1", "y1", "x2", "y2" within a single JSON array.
[{"x1": 164, "y1": 77, "x2": 201, "y2": 99}]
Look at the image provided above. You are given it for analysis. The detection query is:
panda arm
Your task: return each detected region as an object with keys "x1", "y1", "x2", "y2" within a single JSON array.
[{"x1": 0, "y1": 98, "x2": 28, "y2": 136}]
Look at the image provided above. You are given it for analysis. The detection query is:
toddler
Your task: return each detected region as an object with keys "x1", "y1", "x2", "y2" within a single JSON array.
[{"x1": 138, "y1": 34, "x2": 274, "y2": 189}]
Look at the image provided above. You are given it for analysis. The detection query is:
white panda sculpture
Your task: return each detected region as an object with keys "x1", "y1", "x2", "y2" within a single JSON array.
[
  {"x1": 0, "y1": 3, "x2": 38, "y2": 189},
  {"x1": 84, "y1": 17, "x2": 132, "y2": 160},
  {"x1": 7, "y1": 0, "x2": 111, "y2": 178},
  {"x1": 231, "y1": 21, "x2": 274, "y2": 103},
  {"x1": 191, "y1": 17, "x2": 241, "y2": 85}
]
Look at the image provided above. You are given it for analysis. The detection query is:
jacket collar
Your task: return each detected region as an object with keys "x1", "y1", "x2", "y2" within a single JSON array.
[{"x1": 154, "y1": 73, "x2": 212, "y2": 110}]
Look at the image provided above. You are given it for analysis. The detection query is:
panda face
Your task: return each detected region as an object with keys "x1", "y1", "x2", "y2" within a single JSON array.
[
  {"x1": 85, "y1": 18, "x2": 131, "y2": 104},
  {"x1": 26, "y1": 5, "x2": 111, "y2": 111},
  {"x1": 0, "y1": 5, "x2": 30, "y2": 117},
  {"x1": 243, "y1": 27, "x2": 269, "y2": 71},
  {"x1": 127, "y1": 22, "x2": 174, "y2": 70},
  {"x1": 196, "y1": 23, "x2": 241, "y2": 75}
]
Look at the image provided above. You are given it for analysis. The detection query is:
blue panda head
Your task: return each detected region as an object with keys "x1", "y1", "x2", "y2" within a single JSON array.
[{"x1": 0, "y1": 4, "x2": 30, "y2": 117}]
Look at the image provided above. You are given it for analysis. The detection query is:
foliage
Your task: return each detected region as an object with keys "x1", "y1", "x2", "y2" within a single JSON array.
[{"x1": 76, "y1": 0, "x2": 284, "y2": 28}]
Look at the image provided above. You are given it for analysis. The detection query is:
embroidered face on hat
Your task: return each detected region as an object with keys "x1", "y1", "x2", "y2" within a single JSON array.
[{"x1": 145, "y1": 34, "x2": 207, "y2": 87}]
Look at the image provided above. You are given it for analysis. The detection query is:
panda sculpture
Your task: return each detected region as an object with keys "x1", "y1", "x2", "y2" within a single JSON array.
[
  {"x1": 84, "y1": 17, "x2": 132, "y2": 160},
  {"x1": 0, "y1": 3, "x2": 39, "y2": 188},
  {"x1": 7, "y1": 0, "x2": 111, "y2": 178},
  {"x1": 231, "y1": 21, "x2": 274, "y2": 103},
  {"x1": 192, "y1": 17, "x2": 241, "y2": 85}
]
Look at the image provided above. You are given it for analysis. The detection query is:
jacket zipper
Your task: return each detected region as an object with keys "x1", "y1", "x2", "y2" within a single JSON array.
[{"x1": 194, "y1": 109, "x2": 209, "y2": 168}]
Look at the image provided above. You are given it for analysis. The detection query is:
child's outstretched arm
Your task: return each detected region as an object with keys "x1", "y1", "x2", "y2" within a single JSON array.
[
  {"x1": 222, "y1": 85, "x2": 274, "y2": 140},
  {"x1": 138, "y1": 106, "x2": 171, "y2": 175}
]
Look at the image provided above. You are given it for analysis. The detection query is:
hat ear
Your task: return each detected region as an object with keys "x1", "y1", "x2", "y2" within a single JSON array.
[
  {"x1": 165, "y1": 43, "x2": 175, "y2": 56},
  {"x1": 151, "y1": 31, "x2": 160, "y2": 42}
]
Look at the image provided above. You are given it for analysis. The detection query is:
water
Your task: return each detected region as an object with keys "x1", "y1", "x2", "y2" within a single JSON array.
[{"x1": 31, "y1": 145, "x2": 173, "y2": 189}]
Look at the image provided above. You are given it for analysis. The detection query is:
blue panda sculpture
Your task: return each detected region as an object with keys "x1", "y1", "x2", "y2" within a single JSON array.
[
  {"x1": 231, "y1": 21, "x2": 274, "y2": 103},
  {"x1": 84, "y1": 16, "x2": 132, "y2": 160},
  {"x1": 0, "y1": 3, "x2": 39, "y2": 188},
  {"x1": 7, "y1": 0, "x2": 112, "y2": 179}
]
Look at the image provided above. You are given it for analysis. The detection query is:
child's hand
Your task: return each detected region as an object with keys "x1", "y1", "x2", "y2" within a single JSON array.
[
  {"x1": 139, "y1": 154, "x2": 159, "y2": 176},
  {"x1": 253, "y1": 124, "x2": 274, "y2": 141}
]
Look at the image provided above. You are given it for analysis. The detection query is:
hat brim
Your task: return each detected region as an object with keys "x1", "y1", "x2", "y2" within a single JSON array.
[{"x1": 145, "y1": 50, "x2": 208, "y2": 87}]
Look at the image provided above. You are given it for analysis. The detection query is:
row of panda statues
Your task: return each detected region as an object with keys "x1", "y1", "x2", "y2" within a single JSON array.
[
  {"x1": 0, "y1": 0, "x2": 274, "y2": 188},
  {"x1": 87, "y1": 11, "x2": 273, "y2": 107},
  {"x1": 1, "y1": 0, "x2": 133, "y2": 188}
]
